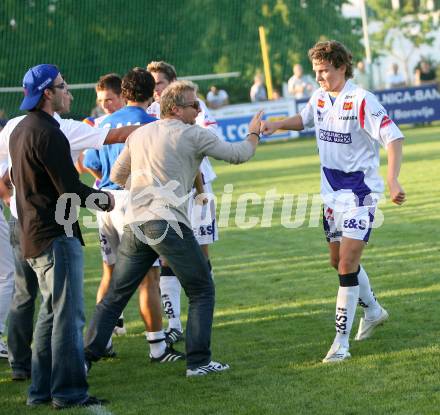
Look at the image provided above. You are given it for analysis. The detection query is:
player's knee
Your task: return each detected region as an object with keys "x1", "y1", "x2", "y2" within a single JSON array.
[
  {"x1": 338, "y1": 258, "x2": 358, "y2": 275},
  {"x1": 142, "y1": 270, "x2": 160, "y2": 291},
  {"x1": 329, "y1": 256, "x2": 339, "y2": 270},
  {"x1": 148, "y1": 266, "x2": 160, "y2": 282}
]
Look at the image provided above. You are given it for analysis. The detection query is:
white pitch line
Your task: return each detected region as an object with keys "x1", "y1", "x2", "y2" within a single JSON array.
[
  {"x1": 87, "y1": 405, "x2": 114, "y2": 415},
  {"x1": 0, "y1": 71, "x2": 241, "y2": 92}
]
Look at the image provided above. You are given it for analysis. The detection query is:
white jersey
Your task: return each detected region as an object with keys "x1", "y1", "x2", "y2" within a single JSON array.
[
  {"x1": 145, "y1": 101, "x2": 160, "y2": 119},
  {"x1": 300, "y1": 80, "x2": 403, "y2": 208},
  {"x1": 0, "y1": 113, "x2": 108, "y2": 218},
  {"x1": 146, "y1": 98, "x2": 219, "y2": 184}
]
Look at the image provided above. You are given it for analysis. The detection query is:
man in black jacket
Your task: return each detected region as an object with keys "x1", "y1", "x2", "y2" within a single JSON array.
[{"x1": 9, "y1": 64, "x2": 114, "y2": 409}]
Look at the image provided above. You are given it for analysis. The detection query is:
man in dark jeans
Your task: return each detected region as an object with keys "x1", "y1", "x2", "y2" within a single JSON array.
[
  {"x1": 84, "y1": 80, "x2": 262, "y2": 376},
  {"x1": 3, "y1": 73, "x2": 139, "y2": 382},
  {"x1": 9, "y1": 64, "x2": 114, "y2": 409}
]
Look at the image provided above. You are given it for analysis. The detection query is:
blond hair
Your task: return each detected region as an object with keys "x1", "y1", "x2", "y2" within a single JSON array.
[{"x1": 146, "y1": 61, "x2": 177, "y2": 82}]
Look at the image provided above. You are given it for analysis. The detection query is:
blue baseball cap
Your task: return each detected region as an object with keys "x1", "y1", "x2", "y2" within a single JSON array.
[{"x1": 19, "y1": 64, "x2": 60, "y2": 111}]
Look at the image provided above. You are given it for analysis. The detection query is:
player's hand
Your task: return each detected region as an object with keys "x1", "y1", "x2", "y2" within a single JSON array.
[
  {"x1": 388, "y1": 179, "x2": 406, "y2": 205},
  {"x1": 248, "y1": 110, "x2": 263, "y2": 135},
  {"x1": 260, "y1": 120, "x2": 278, "y2": 136},
  {"x1": 195, "y1": 193, "x2": 209, "y2": 205}
]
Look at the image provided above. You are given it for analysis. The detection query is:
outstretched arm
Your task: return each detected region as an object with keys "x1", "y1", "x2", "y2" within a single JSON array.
[
  {"x1": 104, "y1": 125, "x2": 141, "y2": 144},
  {"x1": 260, "y1": 114, "x2": 304, "y2": 135},
  {"x1": 198, "y1": 110, "x2": 263, "y2": 164},
  {"x1": 387, "y1": 138, "x2": 406, "y2": 205}
]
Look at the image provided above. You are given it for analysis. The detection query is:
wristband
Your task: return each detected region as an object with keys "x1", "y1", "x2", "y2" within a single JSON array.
[{"x1": 247, "y1": 132, "x2": 260, "y2": 141}]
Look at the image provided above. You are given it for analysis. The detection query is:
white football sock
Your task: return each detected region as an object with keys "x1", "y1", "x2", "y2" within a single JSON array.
[
  {"x1": 146, "y1": 331, "x2": 166, "y2": 358},
  {"x1": 358, "y1": 265, "x2": 382, "y2": 320},
  {"x1": 334, "y1": 273, "x2": 359, "y2": 349},
  {"x1": 160, "y1": 275, "x2": 182, "y2": 331}
]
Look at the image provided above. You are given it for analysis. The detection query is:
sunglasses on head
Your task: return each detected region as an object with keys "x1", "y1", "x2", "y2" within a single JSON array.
[{"x1": 181, "y1": 100, "x2": 200, "y2": 110}]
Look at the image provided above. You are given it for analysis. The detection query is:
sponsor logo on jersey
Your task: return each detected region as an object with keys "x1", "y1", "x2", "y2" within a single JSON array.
[
  {"x1": 319, "y1": 129, "x2": 352, "y2": 144},
  {"x1": 345, "y1": 94, "x2": 355, "y2": 99},
  {"x1": 318, "y1": 99, "x2": 325, "y2": 108},
  {"x1": 338, "y1": 115, "x2": 357, "y2": 120},
  {"x1": 317, "y1": 109, "x2": 323, "y2": 122},
  {"x1": 343, "y1": 101, "x2": 353, "y2": 110},
  {"x1": 380, "y1": 115, "x2": 392, "y2": 128},
  {"x1": 372, "y1": 109, "x2": 385, "y2": 118}
]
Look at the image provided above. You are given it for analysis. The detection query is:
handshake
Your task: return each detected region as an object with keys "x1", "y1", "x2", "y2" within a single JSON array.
[{"x1": 246, "y1": 111, "x2": 283, "y2": 142}]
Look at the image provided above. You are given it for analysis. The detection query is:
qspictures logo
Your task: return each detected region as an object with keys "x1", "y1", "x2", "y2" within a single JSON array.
[{"x1": 55, "y1": 171, "x2": 386, "y2": 245}]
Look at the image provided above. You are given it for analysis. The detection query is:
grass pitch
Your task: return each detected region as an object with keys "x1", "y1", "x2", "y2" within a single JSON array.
[{"x1": 1, "y1": 125, "x2": 439, "y2": 415}]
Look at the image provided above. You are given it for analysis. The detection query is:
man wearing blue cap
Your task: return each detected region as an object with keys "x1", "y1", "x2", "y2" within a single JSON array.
[{"x1": 9, "y1": 64, "x2": 114, "y2": 409}]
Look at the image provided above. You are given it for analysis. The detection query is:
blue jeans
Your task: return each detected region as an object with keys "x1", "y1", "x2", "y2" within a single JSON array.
[
  {"x1": 85, "y1": 220, "x2": 215, "y2": 369},
  {"x1": 26, "y1": 236, "x2": 88, "y2": 406},
  {"x1": 7, "y1": 217, "x2": 39, "y2": 375}
]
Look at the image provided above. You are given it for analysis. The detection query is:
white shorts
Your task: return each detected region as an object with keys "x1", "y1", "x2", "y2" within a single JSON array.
[
  {"x1": 188, "y1": 182, "x2": 219, "y2": 246},
  {"x1": 0, "y1": 206, "x2": 14, "y2": 277},
  {"x1": 97, "y1": 189, "x2": 160, "y2": 266},
  {"x1": 0, "y1": 207, "x2": 15, "y2": 333},
  {"x1": 323, "y1": 203, "x2": 375, "y2": 243}
]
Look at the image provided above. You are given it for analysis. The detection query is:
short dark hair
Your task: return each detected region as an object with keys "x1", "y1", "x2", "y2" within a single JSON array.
[
  {"x1": 146, "y1": 61, "x2": 177, "y2": 82},
  {"x1": 308, "y1": 40, "x2": 353, "y2": 79},
  {"x1": 121, "y1": 67, "x2": 155, "y2": 102},
  {"x1": 96, "y1": 73, "x2": 122, "y2": 94}
]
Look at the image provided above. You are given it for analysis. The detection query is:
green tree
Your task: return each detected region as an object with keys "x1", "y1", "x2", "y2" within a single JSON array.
[
  {"x1": 368, "y1": 0, "x2": 439, "y2": 82},
  {"x1": 0, "y1": 0, "x2": 362, "y2": 117}
]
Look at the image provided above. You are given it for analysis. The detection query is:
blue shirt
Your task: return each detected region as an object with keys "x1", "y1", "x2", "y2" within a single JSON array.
[{"x1": 83, "y1": 106, "x2": 156, "y2": 189}]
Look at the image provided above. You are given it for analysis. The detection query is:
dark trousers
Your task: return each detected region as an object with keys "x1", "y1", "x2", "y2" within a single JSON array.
[
  {"x1": 85, "y1": 220, "x2": 215, "y2": 369},
  {"x1": 27, "y1": 236, "x2": 88, "y2": 406}
]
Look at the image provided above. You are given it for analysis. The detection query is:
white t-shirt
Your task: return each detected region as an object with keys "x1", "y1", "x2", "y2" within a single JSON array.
[
  {"x1": 300, "y1": 80, "x2": 403, "y2": 208},
  {"x1": 0, "y1": 113, "x2": 108, "y2": 218},
  {"x1": 147, "y1": 98, "x2": 219, "y2": 184},
  {"x1": 206, "y1": 89, "x2": 228, "y2": 107},
  {"x1": 287, "y1": 75, "x2": 316, "y2": 99},
  {"x1": 386, "y1": 73, "x2": 405, "y2": 89}
]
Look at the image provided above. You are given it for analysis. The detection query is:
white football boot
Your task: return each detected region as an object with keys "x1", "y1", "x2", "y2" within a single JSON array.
[
  {"x1": 322, "y1": 343, "x2": 351, "y2": 363},
  {"x1": 355, "y1": 307, "x2": 389, "y2": 341}
]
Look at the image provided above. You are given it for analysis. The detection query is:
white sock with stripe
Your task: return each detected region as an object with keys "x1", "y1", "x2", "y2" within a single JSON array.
[
  {"x1": 160, "y1": 272, "x2": 182, "y2": 331},
  {"x1": 357, "y1": 265, "x2": 382, "y2": 320}
]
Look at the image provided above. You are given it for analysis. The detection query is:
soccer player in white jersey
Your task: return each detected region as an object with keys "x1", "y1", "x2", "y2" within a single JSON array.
[
  {"x1": 146, "y1": 61, "x2": 220, "y2": 344},
  {"x1": 262, "y1": 40, "x2": 406, "y2": 363}
]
